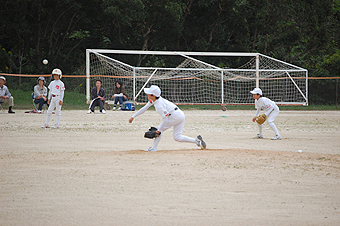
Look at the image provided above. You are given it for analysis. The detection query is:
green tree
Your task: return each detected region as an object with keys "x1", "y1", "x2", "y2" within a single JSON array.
[
  {"x1": 0, "y1": 0, "x2": 100, "y2": 74},
  {"x1": 100, "y1": 0, "x2": 187, "y2": 66}
]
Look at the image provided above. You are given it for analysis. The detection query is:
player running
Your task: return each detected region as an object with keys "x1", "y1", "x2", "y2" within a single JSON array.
[
  {"x1": 41, "y1": 69, "x2": 65, "y2": 129},
  {"x1": 250, "y1": 88, "x2": 282, "y2": 140},
  {"x1": 128, "y1": 85, "x2": 206, "y2": 151}
]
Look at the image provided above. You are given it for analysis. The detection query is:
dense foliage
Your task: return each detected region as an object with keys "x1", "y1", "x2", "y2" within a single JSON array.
[{"x1": 1, "y1": 0, "x2": 339, "y2": 104}]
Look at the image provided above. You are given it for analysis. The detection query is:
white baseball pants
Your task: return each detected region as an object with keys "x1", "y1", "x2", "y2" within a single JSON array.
[
  {"x1": 45, "y1": 97, "x2": 62, "y2": 126},
  {"x1": 151, "y1": 110, "x2": 196, "y2": 150},
  {"x1": 258, "y1": 107, "x2": 280, "y2": 136}
]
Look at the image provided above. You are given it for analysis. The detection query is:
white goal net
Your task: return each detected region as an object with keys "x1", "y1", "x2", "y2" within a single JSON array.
[{"x1": 86, "y1": 50, "x2": 308, "y2": 106}]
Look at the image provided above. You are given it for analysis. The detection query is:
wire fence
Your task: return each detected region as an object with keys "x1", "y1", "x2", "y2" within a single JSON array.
[{"x1": 1, "y1": 73, "x2": 339, "y2": 107}]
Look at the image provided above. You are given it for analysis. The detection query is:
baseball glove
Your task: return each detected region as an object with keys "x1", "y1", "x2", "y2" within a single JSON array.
[
  {"x1": 144, "y1": 127, "x2": 161, "y2": 139},
  {"x1": 255, "y1": 114, "x2": 267, "y2": 125}
]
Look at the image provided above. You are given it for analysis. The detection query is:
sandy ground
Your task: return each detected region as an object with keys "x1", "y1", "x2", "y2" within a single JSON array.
[{"x1": 0, "y1": 109, "x2": 340, "y2": 225}]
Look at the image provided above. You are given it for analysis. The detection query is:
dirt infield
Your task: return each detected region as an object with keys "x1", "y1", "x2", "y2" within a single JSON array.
[{"x1": 1, "y1": 109, "x2": 340, "y2": 225}]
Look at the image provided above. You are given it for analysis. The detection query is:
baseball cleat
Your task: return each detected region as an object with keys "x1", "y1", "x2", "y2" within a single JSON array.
[
  {"x1": 112, "y1": 107, "x2": 116, "y2": 111},
  {"x1": 101, "y1": 110, "x2": 106, "y2": 114},
  {"x1": 87, "y1": 110, "x2": 92, "y2": 114},
  {"x1": 271, "y1": 135, "x2": 282, "y2": 140},
  {"x1": 196, "y1": 135, "x2": 206, "y2": 149},
  {"x1": 41, "y1": 124, "x2": 50, "y2": 128},
  {"x1": 256, "y1": 134, "x2": 264, "y2": 139},
  {"x1": 145, "y1": 147, "x2": 158, "y2": 152},
  {"x1": 51, "y1": 124, "x2": 59, "y2": 129},
  {"x1": 117, "y1": 107, "x2": 122, "y2": 111}
]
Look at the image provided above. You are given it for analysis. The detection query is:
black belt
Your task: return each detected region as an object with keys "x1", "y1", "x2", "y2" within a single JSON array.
[{"x1": 167, "y1": 107, "x2": 178, "y2": 117}]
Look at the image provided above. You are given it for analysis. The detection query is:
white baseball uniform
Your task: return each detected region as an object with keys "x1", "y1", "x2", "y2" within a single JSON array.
[
  {"x1": 45, "y1": 79, "x2": 65, "y2": 127},
  {"x1": 132, "y1": 97, "x2": 197, "y2": 151},
  {"x1": 254, "y1": 97, "x2": 280, "y2": 136}
]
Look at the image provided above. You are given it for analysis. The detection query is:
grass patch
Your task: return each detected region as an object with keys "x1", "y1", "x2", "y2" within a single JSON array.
[
  {"x1": 9, "y1": 89, "x2": 88, "y2": 110},
  {"x1": 6, "y1": 89, "x2": 340, "y2": 111}
]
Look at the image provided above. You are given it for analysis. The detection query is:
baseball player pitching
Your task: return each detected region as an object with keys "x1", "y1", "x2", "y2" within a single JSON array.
[
  {"x1": 128, "y1": 85, "x2": 206, "y2": 151},
  {"x1": 41, "y1": 69, "x2": 65, "y2": 129},
  {"x1": 250, "y1": 87, "x2": 282, "y2": 140}
]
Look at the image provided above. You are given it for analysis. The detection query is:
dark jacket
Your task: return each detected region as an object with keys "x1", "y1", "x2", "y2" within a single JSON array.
[
  {"x1": 91, "y1": 87, "x2": 106, "y2": 100},
  {"x1": 113, "y1": 85, "x2": 128, "y2": 98}
]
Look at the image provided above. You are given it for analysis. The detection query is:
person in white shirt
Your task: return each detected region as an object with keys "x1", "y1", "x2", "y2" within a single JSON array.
[
  {"x1": 0, "y1": 76, "x2": 15, "y2": 113},
  {"x1": 41, "y1": 69, "x2": 65, "y2": 129},
  {"x1": 250, "y1": 87, "x2": 282, "y2": 140},
  {"x1": 128, "y1": 85, "x2": 206, "y2": 152}
]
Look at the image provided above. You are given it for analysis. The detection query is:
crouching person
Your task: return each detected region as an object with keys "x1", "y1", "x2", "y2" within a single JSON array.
[
  {"x1": 0, "y1": 76, "x2": 15, "y2": 113},
  {"x1": 87, "y1": 79, "x2": 106, "y2": 114}
]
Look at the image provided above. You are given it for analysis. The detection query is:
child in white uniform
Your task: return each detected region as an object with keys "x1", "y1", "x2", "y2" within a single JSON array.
[
  {"x1": 250, "y1": 88, "x2": 282, "y2": 140},
  {"x1": 129, "y1": 85, "x2": 206, "y2": 151},
  {"x1": 41, "y1": 69, "x2": 65, "y2": 129}
]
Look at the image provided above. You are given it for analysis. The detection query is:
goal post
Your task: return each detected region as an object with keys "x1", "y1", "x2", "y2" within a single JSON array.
[{"x1": 86, "y1": 49, "x2": 308, "y2": 106}]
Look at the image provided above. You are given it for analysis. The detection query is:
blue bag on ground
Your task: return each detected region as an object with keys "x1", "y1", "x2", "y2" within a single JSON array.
[{"x1": 122, "y1": 102, "x2": 135, "y2": 111}]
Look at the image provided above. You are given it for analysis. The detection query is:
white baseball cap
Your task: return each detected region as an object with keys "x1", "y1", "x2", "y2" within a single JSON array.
[
  {"x1": 250, "y1": 87, "x2": 262, "y2": 95},
  {"x1": 144, "y1": 85, "x2": 161, "y2": 97},
  {"x1": 0, "y1": 76, "x2": 6, "y2": 81},
  {"x1": 52, "y1": 68, "x2": 62, "y2": 78}
]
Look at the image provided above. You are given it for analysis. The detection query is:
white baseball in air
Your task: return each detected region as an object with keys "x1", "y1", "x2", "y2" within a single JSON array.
[{"x1": 43, "y1": 59, "x2": 48, "y2": 65}]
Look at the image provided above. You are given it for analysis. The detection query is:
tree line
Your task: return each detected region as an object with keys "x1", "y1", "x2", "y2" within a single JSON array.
[{"x1": 1, "y1": 0, "x2": 339, "y2": 104}]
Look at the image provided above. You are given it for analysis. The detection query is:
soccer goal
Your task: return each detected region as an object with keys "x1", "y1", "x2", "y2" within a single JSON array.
[{"x1": 86, "y1": 49, "x2": 308, "y2": 107}]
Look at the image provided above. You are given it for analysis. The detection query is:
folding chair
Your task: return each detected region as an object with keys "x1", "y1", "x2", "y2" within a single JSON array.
[
  {"x1": 0, "y1": 101, "x2": 4, "y2": 113},
  {"x1": 32, "y1": 92, "x2": 47, "y2": 113}
]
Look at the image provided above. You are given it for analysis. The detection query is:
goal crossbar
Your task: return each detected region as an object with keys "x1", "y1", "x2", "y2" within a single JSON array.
[{"x1": 88, "y1": 49, "x2": 259, "y2": 57}]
